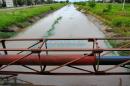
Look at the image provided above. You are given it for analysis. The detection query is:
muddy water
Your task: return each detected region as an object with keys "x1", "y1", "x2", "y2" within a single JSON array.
[{"x1": 2, "y1": 5, "x2": 130, "y2": 86}]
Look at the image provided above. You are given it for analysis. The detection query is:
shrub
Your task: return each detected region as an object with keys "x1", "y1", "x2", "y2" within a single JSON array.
[
  {"x1": 74, "y1": 2, "x2": 86, "y2": 6},
  {"x1": 103, "y1": 4, "x2": 112, "y2": 13},
  {"x1": 50, "y1": 6, "x2": 54, "y2": 10},
  {"x1": 0, "y1": 32, "x2": 16, "y2": 38},
  {"x1": 88, "y1": 0, "x2": 96, "y2": 8},
  {"x1": 112, "y1": 17, "x2": 130, "y2": 27}
]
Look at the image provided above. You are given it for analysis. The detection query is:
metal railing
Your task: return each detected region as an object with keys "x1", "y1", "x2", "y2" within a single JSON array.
[{"x1": 0, "y1": 37, "x2": 130, "y2": 75}]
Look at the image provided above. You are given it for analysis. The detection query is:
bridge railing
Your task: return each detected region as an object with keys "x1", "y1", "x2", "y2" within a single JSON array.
[
  {"x1": 0, "y1": 37, "x2": 130, "y2": 54},
  {"x1": 0, "y1": 37, "x2": 130, "y2": 75}
]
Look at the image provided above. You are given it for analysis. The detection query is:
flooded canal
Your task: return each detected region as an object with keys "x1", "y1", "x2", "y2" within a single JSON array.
[{"x1": 1, "y1": 5, "x2": 130, "y2": 86}]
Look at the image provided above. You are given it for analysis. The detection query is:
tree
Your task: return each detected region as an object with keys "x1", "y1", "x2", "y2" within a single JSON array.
[
  {"x1": 66, "y1": 0, "x2": 69, "y2": 3},
  {"x1": 102, "y1": 0, "x2": 105, "y2": 3},
  {"x1": 13, "y1": 0, "x2": 25, "y2": 6},
  {"x1": 34, "y1": 0, "x2": 40, "y2": 4},
  {"x1": 88, "y1": 0, "x2": 96, "y2": 8},
  {"x1": 122, "y1": 0, "x2": 125, "y2": 10},
  {"x1": 13, "y1": 0, "x2": 42, "y2": 6},
  {"x1": 41, "y1": 0, "x2": 45, "y2": 3},
  {"x1": 1, "y1": 0, "x2": 6, "y2": 7},
  {"x1": 113, "y1": 0, "x2": 130, "y2": 3},
  {"x1": 26, "y1": 0, "x2": 33, "y2": 5},
  {"x1": 46, "y1": 0, "x2": 53, "y2": 4}
]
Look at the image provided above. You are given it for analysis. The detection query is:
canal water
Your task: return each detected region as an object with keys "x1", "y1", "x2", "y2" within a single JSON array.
[{"x1": 2, "y1": 5, "x2": 130, "y2": 86}]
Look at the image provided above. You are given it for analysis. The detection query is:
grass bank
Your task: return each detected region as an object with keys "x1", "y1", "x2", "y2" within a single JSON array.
[
  {"x1": 0, "y1": 3, "x2": 66, "y2": 38},
  {"x1": 75, "y1": 3, "x2": 130, "y2": 55},
  {"x1": 75, "y1": 3, "x2": 130, "y2": 37}
]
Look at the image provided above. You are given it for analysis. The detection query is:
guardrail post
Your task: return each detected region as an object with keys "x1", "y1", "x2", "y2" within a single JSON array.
[
  {"x1": 45, "y1": 41, "x2": 48, "y2": 55},
  {"x1": 1, "y1": 40, "x2": 8, "y2": 55}
]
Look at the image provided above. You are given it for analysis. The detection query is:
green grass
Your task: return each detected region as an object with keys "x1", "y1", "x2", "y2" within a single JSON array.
[
  {"x1": 0, "y1": 32, "x2": 16, "y2": 38},
  {"x1": 75, "y1": 3, "x2": 130, "y2": 55},
  {"x1": 0, "y1": 3, "x2": 65, "y2": 30},
  {"x1": 75, "y1": 3, "x2": 130, "y2": 37},
  {"x1": 108, "y1": 40, "x2": 130, "y2": 56},
  {"x1": 0, "y1": 3, "x2": 65, "y2": 38}
]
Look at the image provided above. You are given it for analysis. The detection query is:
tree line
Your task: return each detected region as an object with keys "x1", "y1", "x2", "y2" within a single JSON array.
[
  {"x1": 109, "y1": 0, "x2": 130, "y2": 3},
  {"x1": 89, "y1": 0, "x2": 130, "y2": 3},
  {"x1": 0, "y1": 0, "x2": 60, "y2": 7}
]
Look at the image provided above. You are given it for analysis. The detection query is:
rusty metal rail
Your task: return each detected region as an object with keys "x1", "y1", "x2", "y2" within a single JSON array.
[
  {"x1": 1, "y1": 37, "x2": 130, "y2": 41},
  {"x1": 0, "y1": 38, "x2": 130, "y2": 75},
  {"x1": 0, "y1": 48, "x2": 130, "y2": 52}
]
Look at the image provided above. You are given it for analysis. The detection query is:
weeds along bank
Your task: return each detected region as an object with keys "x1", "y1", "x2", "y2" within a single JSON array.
[
  {"x1": 75, "y1": 2, "x2": 130, "y2": 55},
  {"x1": 75, "y1": 3, "x2": 130, "y2": 37},
  {"x1": 0, "y1": 3, "x2": 66, "y2": 38}
]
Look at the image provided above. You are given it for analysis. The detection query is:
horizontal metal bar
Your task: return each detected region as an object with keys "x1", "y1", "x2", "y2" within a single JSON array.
[
  {"x1": 0, "y1": 48, "x2": 130, "y2": 51},
  {"x1": 0, "y1": 55, "x2": 96, "y2": 65},
  {"x1": 0, "y1": 71, "x2": 130, "y2": 75},
  {"x1": 98, "y1": 56, "x2": 130, "y2": 65},
  {"x1": 0, "y1": 55, "x2": 130, "y2": 65},
  {"x1": 1, "y1": 37, "x2": 130, "y2": 42},
  {"x1": 68, "y1": 65, "x2": 94, "y2": 73},
  {"x1": 0, "y1": 38, "x2": 44, "y2": 41}
]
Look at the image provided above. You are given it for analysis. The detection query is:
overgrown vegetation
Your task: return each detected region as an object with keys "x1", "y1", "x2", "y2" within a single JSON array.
[
  {"x1": 0, "y1": 3, "x2": 65, "y2": 38},
  {"x1": 88, "y1": 0, "x2": 96, "y2": 8},
  {"x1": 75, "y1": 3, "x2": 130, "y2": 37},
  {"x1": 74, "y1": 2, "x2": 86, "y2": 6},
  {"x1": 75, "y1": 2, "x2": 130, "y2": 55},
  {"x1": 0, "y1": 32, "x2": 16, "y2": 38},
  {"x1": 108, "y1": 40, "x2": 130, "y2": 56}
]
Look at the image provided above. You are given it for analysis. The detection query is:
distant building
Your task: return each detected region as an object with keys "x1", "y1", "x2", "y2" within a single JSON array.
[
  {"x1": 5, "y1": 0, "x2": 14, "y2": 7},
  {"x1": 0, "y1": 0, "x2": 46, "y2": 8},
  {"x1": 0, "y1": 0, "x2": 14, "y2": 7},
  {"x1": 0, "y1": 0, "x2": 2, "y2": 4}
]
